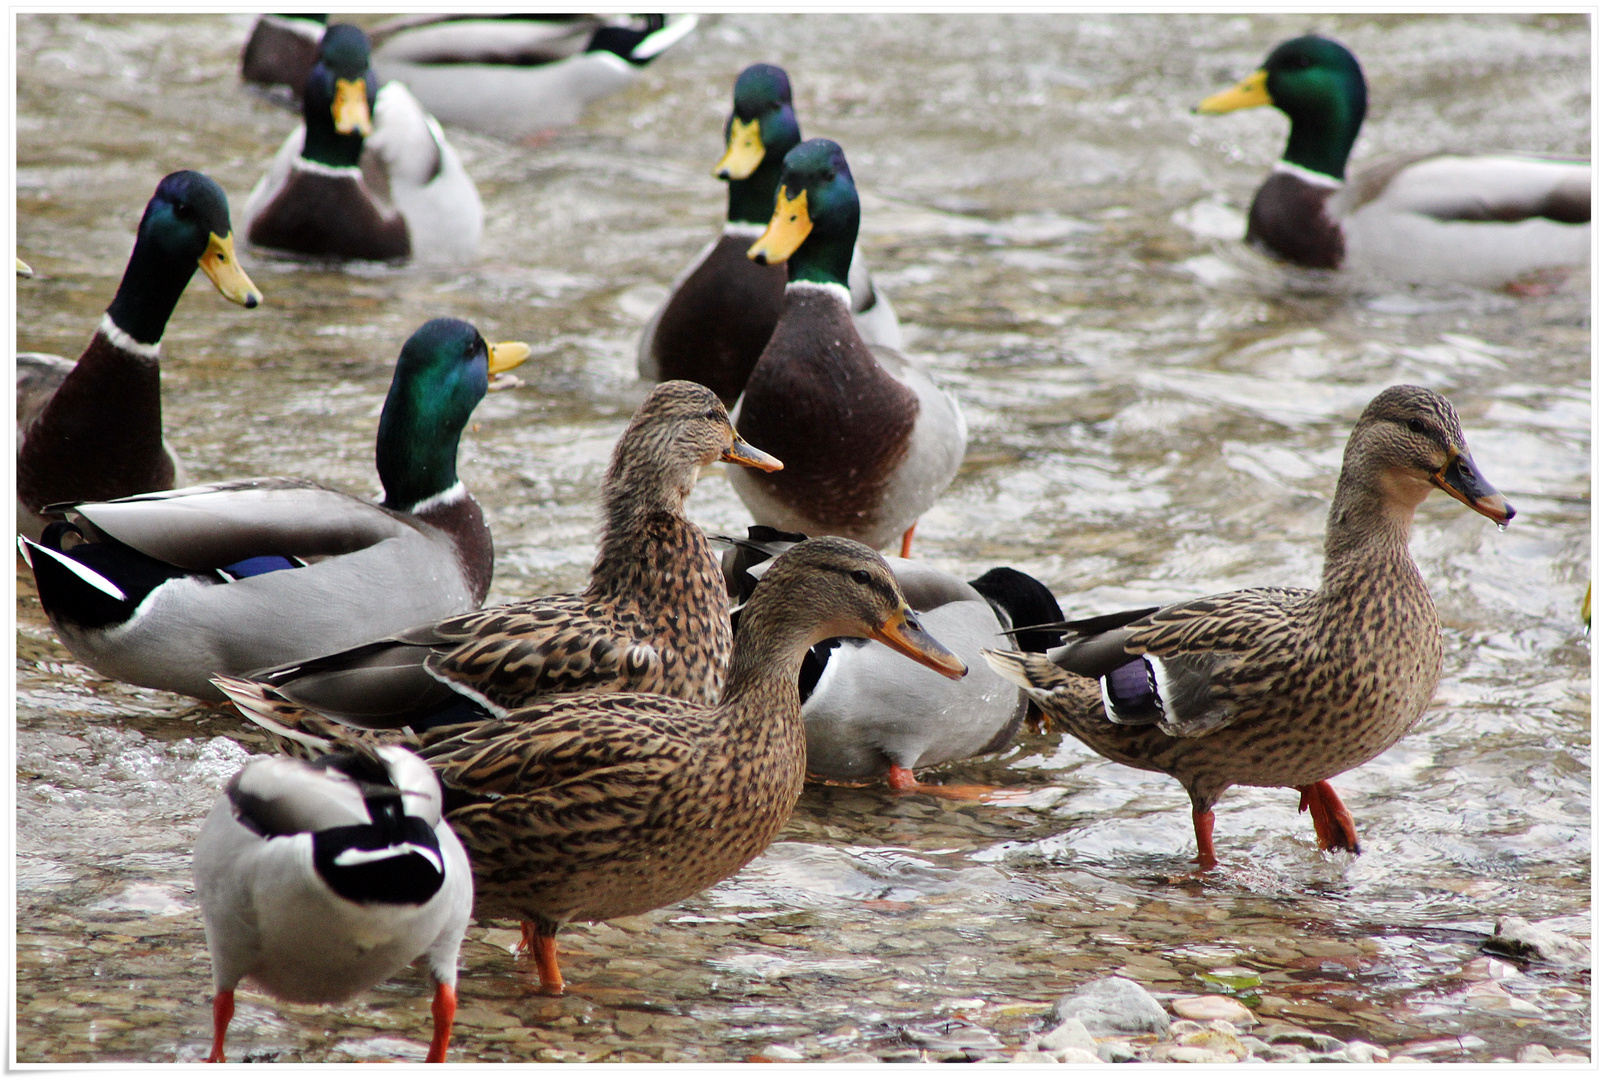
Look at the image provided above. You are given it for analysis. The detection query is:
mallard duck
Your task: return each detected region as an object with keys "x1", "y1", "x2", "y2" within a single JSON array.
[
  {"x1": 1196, "y1": 34, "x2": 1590, "y2": 287},
  {"x1": 239, "y1": 13, "x2": 327, "y2": 104},
  {"x1": 367, "y1": 14, "x2": 699, "y2": 142},
  {"x1": 16, "y1": 170, "x2": 262, "y2": 542},
  {"x1": 18, "y1": 319, "x2": 528, "y2": 702},
  {"x1": 194, "y1": 745, "x2": 471, "y2": 1063},
  {"x1": 242, "y1": 23, "x2": 482, "y2": 264},
  {"x1": 722, "y1": 526, "x2": 1064, "y2": 796},
  {"x1": 984, "y1": 385, "x2": 1515, "y2": 869},
  {"x1": 218, "y1": 536, "x2": 967, "y2": 995},
  {"x1": 209, "y1": 381, "x2": 782, "y2": 731},
  {"x1": 730, "y1": 138, "x2": 967, "y2": 557},
  {"x1": 637, "y1": 63, "x2": 900, "y2": 405}
]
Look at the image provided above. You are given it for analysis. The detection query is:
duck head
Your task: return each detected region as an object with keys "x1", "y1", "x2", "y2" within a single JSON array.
[
  {"x1": 715, "y1": 64, "x2": 802, "y2": 227},
  {"x1": 748, "y1": 137, "x2": 859, "y2": 288},
  {"x1": 376, "y1": 318, "x2": 529, "y2": 513},
  {"x1": 603, "y1": 380, "x2": 782, "y2": 524},
  {"x1": 303, "y1": 23, "x2": 379, "y2": 168},
  {"x1": 106, "y1": 171, "x2": 261, "y2": 346},
  {"x1": 1332, "y1": 385, "x2": 1515, "y2": 543},
  {"x1": 1197, "y1": 34, "x2": 1367, "y2": 181}
]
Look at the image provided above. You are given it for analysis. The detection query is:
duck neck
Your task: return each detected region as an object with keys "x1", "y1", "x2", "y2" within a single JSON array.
[
  {"x1": 1280, "y1": 96, "x2": 1364, "y2": 182},
  {"x1": 786, "y1": 219, "x2": 856, "y2": 289},
  {"x1": 719, "y1": 601, "x2": 815, "y2": 714},
  {"x1": 1320, "y1": 472, "x2": 1425, "y2": 598},
  {"x1": 375, "y1": 396, "x2": 463, "y2": 514},
  {"x1": 302, "y1": 83, "x2": 366, "y2": 169},
  {"x1": 727, "y1": 154, "x2": 786, "y2": 228},
  {"x1": 104, "y1": 234, "x2": 202, "y2": 347},
  {"x1": 588, "y1": 456, "x2": 711, "y2": 604}
]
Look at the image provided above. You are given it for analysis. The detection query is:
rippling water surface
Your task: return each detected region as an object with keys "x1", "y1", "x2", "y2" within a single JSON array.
[{"x1": 15, "y1": 12, "x2": 1589, "y2": 1064}]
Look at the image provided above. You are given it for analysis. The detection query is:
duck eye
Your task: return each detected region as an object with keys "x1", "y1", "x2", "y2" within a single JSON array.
[
  {"x1": 1406, "y1": 418, "x2": 1428, "y2": 436},
  {"x1": 850, "y1": 569, "x2": 872, "y2": 585}
]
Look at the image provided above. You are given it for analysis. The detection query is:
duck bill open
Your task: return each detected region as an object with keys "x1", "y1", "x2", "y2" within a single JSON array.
[
  {"x1": 748, "y1": 187, "x2": 810, "y2": 264},
  {"x1": 714, "y1": 117, "x2": 765, "y2": 180},
  {"x1": 1196, "y1": 68, "x2": 1271, "y2": 114},
  {"x1": 332, "y1": 76, "x2": 373, "y2": 136},
  {"x1": 873, "y1": 609, "x2": 968, "y2": 680},
  {"x1": 1433, "y1": 451, "x2": 1516, "y2": 525},
  {"x1": 720, "y1": 435, "x2": 783, "y2": 472},
  {"x1": 486, "y1": 341, "x2": 531, "y2": 391},
  {"x1": 199, "y1": 233, "x2": 262, "y2": 308}
]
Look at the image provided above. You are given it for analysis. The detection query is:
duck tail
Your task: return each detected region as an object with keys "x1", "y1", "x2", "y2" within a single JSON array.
[
  {"x1": 981, "y1": 648, "x2": 1083, "y2": 696},
  {"x1": 211, "y1": 674, "x2": 340, "y2": 758}
]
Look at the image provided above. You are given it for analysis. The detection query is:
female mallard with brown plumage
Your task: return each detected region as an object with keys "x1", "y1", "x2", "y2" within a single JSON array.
[
  {"x1": 216, "y1": 381, "x2": 781, "y2": 731},
  {"x1": 730, "y1": 138, "x2": 965, "y2": 557},
  {"x1": 637, "y1": 63, "x2": 900, "y2": 404},
  {"x1": 1196, "y1": 35, "x2": 1589, "y2": 288},
  {"x1": 17, "y1": 171, "x2": 261, "y2": 541},
  {"x1": 220, "y1": 537, "x2": 966, "y2": 995},
  {"x1": 985, "y1": 385, "x2": 1515, "y2": 869}
]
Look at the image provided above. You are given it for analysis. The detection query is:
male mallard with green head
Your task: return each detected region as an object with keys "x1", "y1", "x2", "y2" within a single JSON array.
[
  {"x1": 243, "y1": 23, "x2": 482, "y2": 264},
  {"x1": 222, "y1": 537, "x2": 967, "y2": 995},
  {"x1": 986, "y1": 386, "x2": 1515, "y2": 868},
  {"x1": 16, "y1": 170, "x2": 262, "y2": 541},
  {"x1": 20, "y1": 319, "x2": 528, "y2": 701},
  {"x1": 638, "y1": 63, "x2": 900, "y2": 404},
  {"x1": 731, "y1": 138, "x2": 966, "y2": 557},
  {"x1": 1197, "y1": 35, "x2": 1588, "y2": 287}
]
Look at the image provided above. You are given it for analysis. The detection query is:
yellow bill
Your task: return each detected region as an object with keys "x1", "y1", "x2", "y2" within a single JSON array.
[
  {"x1": 747, "y1": 187, "x2": 811, "y2": 265},
  {"x1": 332, "y1": 77, "x2": 373, "y2": 136},
  {"x1": 714, "y1": 117, "x2": 765, "y2": 181},
  {"x1": 199, "y1": 233, "x2": 262, "y2": 308},
  {"x1": 1196, "y1": 68, "x2": 1272, "y2": 114},
  {"x1": 488, "y1": 341, "x2": 532, "y2": 375}
]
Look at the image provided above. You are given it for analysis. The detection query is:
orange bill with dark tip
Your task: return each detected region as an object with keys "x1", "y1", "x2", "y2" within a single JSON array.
[
  {"x1": 1433, "y1": 451, "x2": 1516, "y2": 525},
  {"x1": 721, "y1": 435, "x2": 783, "y2": 472},
  {"x1": 873, "y1": 608, "x2": 968, "y2": 680}
]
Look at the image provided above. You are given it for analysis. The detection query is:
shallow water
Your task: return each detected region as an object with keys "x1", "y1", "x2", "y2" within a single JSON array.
[{"x1": 14, "y1": 12, "x2": 1589, "y2": 1064}]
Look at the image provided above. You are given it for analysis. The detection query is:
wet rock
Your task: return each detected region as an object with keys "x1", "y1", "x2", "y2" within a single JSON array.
[
  {"x1": 1346, "y1": 1040, "x2": 1389, "y2": 1063},
  {"x1": 1096, "y1": 1041, "x2": 1138, "y2": 1063},
  {"x1": 1485, "y1": 917, "x2": 1591, "y2": 969},
  {"x1": 1055, "y1": 976, "x2": 1171, "y2": 1037},
  {"x1": 1037, "y1": 1017, "x2": 1096, "y2": 1054},
  {"x1": 826, "y1": 1053, "x2": 878, "y2": 1063},
  {"x1": 1172, "y1": 994, "x2": 1256, "y2": 1027},
  {"x1": 1055, "y1": 1048, "x2": 1101, "y2": 1063},
  {"x1": 1266, "y1": 1030, "x2": 1345, "y2": 1054},
  {"x1": 1154, "y1": 1043, "x2": 1237, "y2": 1063},
  {"x1": 759, "y1": 1044, "x2": 805, "y2": 1061}
]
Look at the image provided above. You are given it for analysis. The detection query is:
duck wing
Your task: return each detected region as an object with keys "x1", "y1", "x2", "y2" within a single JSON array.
[{"x1": 1344, "y1": 153, "x2": 1590, "y2": 225}]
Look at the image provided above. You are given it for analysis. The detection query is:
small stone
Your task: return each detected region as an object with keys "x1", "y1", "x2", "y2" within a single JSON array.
[
  {"x1": 1346, "y1": 1041, "x2": 1389, "y2": 1063},
  {"x1": 827, "y1": 1054, "x2": 878, "y2": 1063},
  {"x1": 1097, "y1": 1041, "x2": 1137, "y2": 1063},
  {"x1": 1011, "y1": 1051, "x2": 1058, "y2": 1063},
  {"x1": 1178, "y1": 1030, "x2": 1248, "y2": 1062},
  {"x1": 1169, "y1": 1020, "x2": 1205, "y2": 1038},
  {"x1": 1516, "y1": 1045, "x2": 1555, "y2": 1063},
  {"x1": 1055, "y1": 976, "x2": 1171, "y2": 1037},
  {"x1": 1173, "y1": 994, "x2": 1256, "y2": 1027},
  {"x1": 1054, "y1": 1048, "x2": 1101, "y2": 1064},
  {"x1": 760, "y1": 1045, "x2": 805, "y2": 1062},
  {"x1": 1154, "y1": 1044, "x2": 1236, "y2": 1064},
  {"x1": 1037, "y1": 1018, "x2": 1096, "y2": 1053},
  {"x1": 1486, "y1": 917, "x2": 1591, "y2": 968},
  {"x1": 1267, "y1": 1030, "x2": 1346, "y2": 1054}
]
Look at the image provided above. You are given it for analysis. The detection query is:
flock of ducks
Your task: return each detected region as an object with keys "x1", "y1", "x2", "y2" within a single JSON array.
[{"x1": 16, "y1": 15, "x2": 1580, "y2": 1063}]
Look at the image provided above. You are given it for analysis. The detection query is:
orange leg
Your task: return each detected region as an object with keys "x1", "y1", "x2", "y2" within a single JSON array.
[
  {"x1": 426, "y1": 982, "x2": 456, "y2": 1063},
  {"x1": 533, "y1": 929, "x2": 565, "y2": 996},
  {"x1": 1192, "y1": 809, "x2": 1218, "y2": 870},
  {"x1": 1298, "y1": 781, "x2": 1360, "y2": 854},
  {"x1": 207, "y1": 989, "x2": 234, "y2": 1063},
  {"x1": 518, "y1": 920, "x2": 537, "y2": 956},
  {"x1": 900, "y1": 524, "x2": 917, "y2": 559},
  {"x1": 886, "y1": 763, "x2": 1030, "y2": 803}
]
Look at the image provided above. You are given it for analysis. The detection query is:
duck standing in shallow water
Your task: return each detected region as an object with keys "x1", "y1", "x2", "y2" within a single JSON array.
[
  {"x1": 1196, "y1": 35, "x2": 1589, "y2": 288},
  {"x1": 20, "y1": 319, "x2": 528, "y2": 701},
  {"x1": 224, "y1": 538, "x2": 966, "y2": 995},
  {"x1": 638, "y1": 63, "x2": 900, "y2": 404},
  {"x1": 731, "y1": 138, "x2": 966, "y2": 557},
  {"x1": 986, "y1": 386, "x2": 1515, "y2": 868},
  {"x1": 243, "y1": 23, "x2": 482, "y2": 264},
  {"x1": 213, "y1": 381, "x2": 782, "y2": 732},
  {"x1": 16, "y1": 171, "x2": 261, "y2": 541},
  {"x1": 194, "y1": 745, "x2": 471, "y2": 1062}
]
